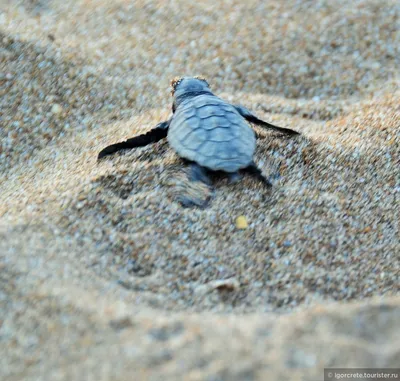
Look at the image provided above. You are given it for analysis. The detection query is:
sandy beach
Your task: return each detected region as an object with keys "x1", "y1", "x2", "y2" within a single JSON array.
[{"x1": 1, "y1": 0, "x2": 399, "y2": 379}]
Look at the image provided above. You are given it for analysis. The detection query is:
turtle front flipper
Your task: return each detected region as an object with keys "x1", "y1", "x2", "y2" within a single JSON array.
[
  {"x1": 234, "y1": 105, "x2": 300, "y2": 136},
  {"x1": 97, "y1": 120, "x2": 169, "y2": 160}
]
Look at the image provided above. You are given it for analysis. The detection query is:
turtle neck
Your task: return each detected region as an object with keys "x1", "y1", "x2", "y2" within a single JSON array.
[{"x1": 173, "y1": 90, "x2": 214, "y2": 112}]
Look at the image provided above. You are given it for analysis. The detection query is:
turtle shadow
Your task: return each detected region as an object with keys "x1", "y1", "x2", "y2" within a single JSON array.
[{"x1": 94, "y1": 174, "x2": 135, "y2": 200}]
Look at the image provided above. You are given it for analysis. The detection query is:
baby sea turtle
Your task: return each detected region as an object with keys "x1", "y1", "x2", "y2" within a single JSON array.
[{"x1": 98, "y1": 76, "x2": 300, "y2": 207}]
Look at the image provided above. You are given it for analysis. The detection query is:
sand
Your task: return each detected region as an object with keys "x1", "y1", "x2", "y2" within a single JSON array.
[{"x1": 0, "y1": 0, "x2": 399, "y2": 380}]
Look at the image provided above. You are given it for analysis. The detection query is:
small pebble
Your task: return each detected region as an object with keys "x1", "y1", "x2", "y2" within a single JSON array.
[
  {"x1": 51, "y1": 104, "x2": 63, "y2": 114},
  {"x1": 235, "y1": 216, "x2": 248, "y2": 229}
]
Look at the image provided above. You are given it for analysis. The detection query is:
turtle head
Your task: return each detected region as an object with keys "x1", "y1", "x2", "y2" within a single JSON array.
[{"x1": 170, "y1": 76, "x2": 212, "y2": 98}]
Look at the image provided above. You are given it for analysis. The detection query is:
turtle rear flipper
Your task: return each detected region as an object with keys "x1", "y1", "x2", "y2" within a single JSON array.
[
  {"x1": 179, "y1": 163, "x2": 213, "y2": 208},
  {"x1": 163, "y1": 166, "x2": 213, "y2": 209},
  {"x1": 98, "y1": 120, "x2": 169, "y2": 160},
  {"x1": 189, "y1": 163, "x2": 212, "y2": 186},
  {"x1": 242, "y1": 162, "x2": 273, "y2": 188}
]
